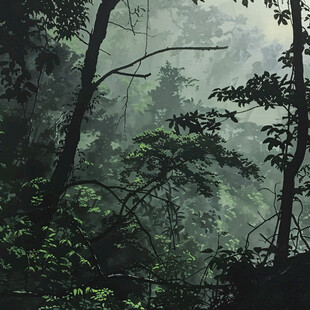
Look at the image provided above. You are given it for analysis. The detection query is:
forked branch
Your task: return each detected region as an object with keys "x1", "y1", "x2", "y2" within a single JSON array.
[{"x1": 94, "y1": 46, "x2": 228, "y2": 87}]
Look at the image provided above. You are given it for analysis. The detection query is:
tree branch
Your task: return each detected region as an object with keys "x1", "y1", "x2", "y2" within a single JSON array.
[
  {"x1": 0, "y1": 273, "x2": 229, "y2": 299},
  {"x1": 115, "y1": 71, "x2": 151, "y2": 78},
  {"x1": 245, "y1": 212, "x2": 279, "y2": 248},
  {"x1": 76, "y1": 34, "x2": 111, "y2": 56},
  {"x1": 94, "y1": 46, "x2": 228, "y2": 87},
  {"x1": 64, "y1": 180, "x2": 123, "y2": 204},
  {"x1": 108, "y1": 21, "x2": 153, "y2": 36}
]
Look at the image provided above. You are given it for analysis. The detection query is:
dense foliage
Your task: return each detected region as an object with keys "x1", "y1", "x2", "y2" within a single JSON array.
[{"x1": 1, "y1": 0, "x2": 310, "y2": 309}]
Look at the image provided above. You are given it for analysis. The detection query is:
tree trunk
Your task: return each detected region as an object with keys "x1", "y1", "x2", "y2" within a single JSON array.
[
  {"x1": 46, "y1": 0, "x2": 120, "y2": 204},
  {"x1": 28, "y1": 0, "x2": 120, "y2": 240},
  {"x1": 274, "y1": 0, "x2": 308, "y2": 268}
]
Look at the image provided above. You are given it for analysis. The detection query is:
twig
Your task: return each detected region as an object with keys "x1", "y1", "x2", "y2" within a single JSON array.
[
  {"x1": 132, "y1": 212, "x2": 164, "y2": 264},
  {"x1": 72, "y1": 220, "x2": 105, "y2": 277},
  {"x1": 76, "y1": 35, "x2": 111, "y2": 56},
  {"x1": 259, "y1": 233, "x2": 274, "y2": 246},
  {"x1": 245, "y1": 212, "x2": 279, "y2": 248},
  {"x1": 108, "y1": 21, "x2": 153, "y2": 36},
  {"x1": 292, "y1": 214, "x2": 310, "y2": 251},
  {"x1": 126, "y1": 0, "x2": 135, "y2": 35}
]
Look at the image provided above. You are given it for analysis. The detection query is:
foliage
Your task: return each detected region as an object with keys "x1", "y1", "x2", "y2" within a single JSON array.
[
  {"x1": 0, "y1": 0, "x2": 91, "y2": 102},
  {"x1": 121, "y1": 128, "x2": 261, "y2": 196},
  {"x1": 2, "y1": 0, "x2": 309, "y2": 309}
]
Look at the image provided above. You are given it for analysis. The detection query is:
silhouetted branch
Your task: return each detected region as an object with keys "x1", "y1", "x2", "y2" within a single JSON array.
[
  {"x1": 108, "y1": 21, "x2": 152, "y2": 35},
  {"x1": 292, "y1": 214, "x2": 310, "y2": 251},
  {"x1": 245, "y1": 212, "x2": 279, "y2": 248},
  {"x1": 71, "y1": 220, "x2": 105, "y2": 277},
  {"x1": 65, "y1": 180, "x2": 123, "y2": 204},
  {"x1": 0, "y1": 273, "x2": 229, "y2": 299},
  {"x1": 115, "y1": 71, "x2": 151, "y2": 78},
  {"x1": 132, "y1": 212, "x2": 164, "y2": 264},
  {"x1": 76, "y1": 34, "x2": 111, "y2": 56},
  {"x1": 94, "y1": 46, "x2": 228, "y2": 87}
]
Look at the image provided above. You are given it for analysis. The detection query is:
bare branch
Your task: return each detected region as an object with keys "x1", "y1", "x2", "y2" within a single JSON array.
[
  {"x1": 259, "y1": 233, "x2": 274, "y2": 246},
  {"x1": 145, "y1": 0, "x2": 150, "y2": 54},
  {"x1": 76, "y1": 35, "x2": 111, "y2": 56},
  {"x1": 108, "y1": 21, "x2": 151, "y2": 35},
  {"x1": 245, "y1": 212, "x2": 279, "y2": 249},
  {"x1": 292, "y1": 214, "x2": 310, "y2": 251},
  {"x1": 94, "y1": 46, "x2": 228, "y2": 87},
  {"x1": 126, "y1": 0, "x2": 136, "y2": 35},
  {"x1": 116, "y1": 71, "x2": 151, "y2": 78},
  {"x1": 132, "y1": 212, "x2": 164, "y2": 264}
]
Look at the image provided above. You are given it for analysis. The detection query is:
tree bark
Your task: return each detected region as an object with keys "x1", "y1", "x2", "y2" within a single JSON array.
[
  {"x1": 46, "y1": 0, "x2": 120, "y2": 203},
  {"x1": 274, "y1": 0, "x2": 308, "y2": 268},
  {"x1": 28, "y1": 0, "x2": 121, "y2": 240}
]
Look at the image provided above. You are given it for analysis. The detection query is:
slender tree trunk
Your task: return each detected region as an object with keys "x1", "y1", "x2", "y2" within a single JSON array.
[
  {"x1": 46, "y1": 0, "x2": 120, "y2": 204},
  {"x1": 28, "y1": 1, "x2": 120, "y2": 241},
  {"x1": 274, "y1": 0, "x2": 308, "y2": 268}
]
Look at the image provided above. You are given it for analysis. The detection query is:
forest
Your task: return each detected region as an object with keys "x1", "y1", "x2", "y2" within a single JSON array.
[{"x1": 1, "y1": 0, "x2": 310, "y2": 309}]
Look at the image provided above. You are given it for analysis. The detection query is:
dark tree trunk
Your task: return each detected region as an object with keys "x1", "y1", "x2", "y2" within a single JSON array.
[
  {"x1": 274, "y1": 0, "x2": 308, "y2": 268},
  {"x1": 46, "y1": 0, "x2": 120, "y2": 203},
  {"x1": 28, "y1": 0, "x2": 121, "y2": 241}
]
